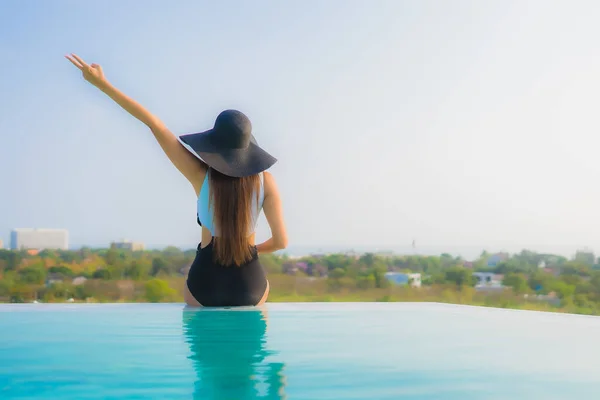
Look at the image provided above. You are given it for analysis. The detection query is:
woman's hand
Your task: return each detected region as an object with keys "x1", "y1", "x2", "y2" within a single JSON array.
[{"x1": 65, "y1": 53, "x2": 107, "y2": 89}]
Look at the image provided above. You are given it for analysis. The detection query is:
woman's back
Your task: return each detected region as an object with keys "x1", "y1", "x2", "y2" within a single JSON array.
[
  {"x1": 197, "y1": 167, "x2": 265, "y2": 267},
  {"x1": 197, "y1": 169, "x2": 264, "y2": 240}
]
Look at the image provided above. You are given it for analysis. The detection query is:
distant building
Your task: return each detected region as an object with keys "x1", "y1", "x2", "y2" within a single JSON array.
[
  {"x1": 385, "y1": 272, "x2": 422, "y2": 287},
  {"x1": 0, "y1": 239, "x2": 3, "y2": 249},
  {"x1": 524, "y1": 292, "x2": 561, "y2": 306},
  {"x1": 110, "y1": 239, "x2": 145, "y2": 251},
  {"x1": 343, "y1": 250, "x2": 360, "y2": 260},
  {"x1": 374, "y1": 251, "x2": 395, "y2": 258},
  {"x1": 295, "y1": 262, "x2": 308, "y2": 272},
  {"x1": 542, "y1": 267, "x2": 560, "y2": 277},
  {"x1": 473, "y1": 272, "x2": 505, "y2": 291},
  {"x1": 72, "y1": 277, "x2": 88, "y2": 286},
  {"x1": 282, "y1": 262, "x2": 297, "y2": 275},
  {"x1": 574, "y1": 249, "x2": 595, "y2": 266},
  {"x1": 473, "y1": 272, "x2": 503, "y2": 284},
  {"x1": 307, "y1": 263, "x2": 328, "y2": 277},
  {"x1": 545, "y1": 256, "x2": 561, "y2": 265},
  {"x1": 309, "y1": 252, "x2": 327, "y2": 259},
  {"x1": 486, "y1": 252, "x2": 509, "y2": 268},
  {"x1": 10, "y1": 228, "x2": 69, "y2": 250},
  {"x1": 46, "y1": 273, "x2": 64, "y2": 286}
]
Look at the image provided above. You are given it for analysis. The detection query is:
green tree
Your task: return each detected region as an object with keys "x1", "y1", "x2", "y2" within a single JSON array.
[
  {"x1": 18, "y1": 265, "x2": 47, "y2": 285},
  {"x1": 57, "y1": 251, "x2": 77, "y2": 263},
  {"x1": 359, "y1": 253, "x2": 376, "y2": 268},
  {"x1": 427, "y1": 272, "x2": 446, "y2": 285},
  {"x1": 0, "y1": 250, "x2": 21, "y2": 271},
  {"x1": 104, "y1": 249, "x2": 120, "y2": 266},
  {"x1": 502, "y1": 273, "x2": 529, "y2": 294},
  {"x1": 590, "y1": 272, "x2": 600, "y2": 293},
  {"x1": 562, "y1": 261, "x2": 592, "y2": 277},
  {"x1": 92, "y1": 269, "x2": 112, "y2": 280},
  {"x1": 0, "y1": 278, "x2": 12, "y2": 297},
  {"x1": 144, "y1": 279, "x2": 176, "y2": 302},
  {"x1": 444, "y1": 267, "x2": 474, "y2": 288},
  {"x1": 161, "y1": 247, "x2": 187, "y2": 274},
  {"x1": 573, "y1": 294, "x2": 594, "y2": 310},
  {"x1": 550, "y1": 281, "x2": 576, "y2": 299},
  {"x1": 494, "y1": 259, "x2": 529, "y2": 274},
  {"x1": 43, "y1": 283, "x2": 72, "y2": 301},
  {"x1": 260, "y1": 254, "x2": 283, "y2": 274},
  {"x1": 322, "y1": 254, "x2": 353, "y2": 272},
  {"x1": 440, "y1": 253, "x2": 458, "y2": 268},
  {"x1": 151, "y1": 257, "x2": 170, "y2": 276},
  {"x1": 9, "y1": 284, "x2": 34, "y2": 303},
  {"x1": 48, "y1": 265, "x2": 75, "y2": 278},
  {"x1": 73, "y1": 284, "x2": 93, "y2": 300},
  {"x1": 330, "y1": 268, "x2": 345, "y2": 279},
  {"x1": 560, "y1": 274, "x2": 584, "y2": 287},
  {"x1": 107, "y1": 264, "x2": 127, "y2": 280},
  {"x1": 79, "y1": 247, "x2": 93, "y2": 260},
  {"x1": 575, "y1": 250, "x2": 595, "y2": 266},
  {"x1": 162, "y1": 246, "x2": 184, "y2": 258},
  {"x1": 528, "y1": 271, "x2": 555, "y2": 293},
  {"x1": 373, "y1": 265, "x2": 390, "y2": 288},
  {"x1": 421, "y1": 257, "x2": 443, "y2": 274},
  {"x1": 513, "y1": 250, "x2": 540, "y2": 267},
  {"x1": 356, "y1": 275, "x2": 376, "y2": 289},
  {"x1": 125, "y1": 260, "x2": 149, "y2": 280}
]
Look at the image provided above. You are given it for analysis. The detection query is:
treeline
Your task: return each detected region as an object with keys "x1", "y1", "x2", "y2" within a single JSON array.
[
  {"x1": 0, "y1": 246, "x2": 194, "y2": 303},
  {"x1": 2, "y1": 247, "x2": 600, "y2": 315}
]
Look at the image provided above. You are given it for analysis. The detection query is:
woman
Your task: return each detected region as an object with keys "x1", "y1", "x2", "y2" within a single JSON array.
[{"x1": 66, "y1": 54, "x2": 288, "y2": 307}]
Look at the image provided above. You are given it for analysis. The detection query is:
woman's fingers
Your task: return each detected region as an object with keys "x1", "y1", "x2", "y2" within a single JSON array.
[
  {"x1": 65, "y1": 55, "x2": 83, "y2": 70},
  {"x1": 71, "y1": 54, "x2": 90, "y2": 69},
  {"x1": 90, "y1": 63, "x2": 103, "y2": 72}
]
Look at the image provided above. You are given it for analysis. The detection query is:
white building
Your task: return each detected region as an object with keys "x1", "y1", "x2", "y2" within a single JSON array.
[
  {"x1": 385, "y1": 272, "x2": 422, "y2": 287},
  {"x1": 473, "y1": 272, "x2": 505, "y2": 291},
  {"x1": 408, "y1": 273, "x2": 422, "y2": 287},
  {"x1": 10, "y1": 228, "x2": 69, "y2": 250},
  {"x1": 111, "y1": 239, "x2": 145, "y2": 251}
]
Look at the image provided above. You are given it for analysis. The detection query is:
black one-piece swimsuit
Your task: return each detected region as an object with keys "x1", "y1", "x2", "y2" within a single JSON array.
[{"x1": 186, "y1": 215, "x2": 268, "y2": 307}]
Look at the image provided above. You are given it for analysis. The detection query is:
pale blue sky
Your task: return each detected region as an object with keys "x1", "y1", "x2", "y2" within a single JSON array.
[{"x1": 1, "y1": 0, "x2": 600, "y2": 255}]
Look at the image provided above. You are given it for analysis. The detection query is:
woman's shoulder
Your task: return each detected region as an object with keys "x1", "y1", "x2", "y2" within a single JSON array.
[
  {"x1": 261, "y1": 171, "x2": 279, "y2": 197},
  {"x1": 262, "y1": 171, "x2": 274, "y2": 185}
]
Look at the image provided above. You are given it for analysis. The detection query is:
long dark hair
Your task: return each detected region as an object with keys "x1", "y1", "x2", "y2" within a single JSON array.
[{"x1": 209, "y1": 168, "x2": 260, "y2": 266}]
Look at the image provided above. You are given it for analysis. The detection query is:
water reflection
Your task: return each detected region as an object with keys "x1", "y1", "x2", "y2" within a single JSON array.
[{"x1": 182, "y1": 307, "x2": 286, "y2": 399}]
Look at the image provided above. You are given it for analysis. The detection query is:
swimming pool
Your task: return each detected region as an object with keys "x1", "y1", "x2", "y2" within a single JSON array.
[{"x1": 1, "y1": 302, "x2": 599, "y2": 399}]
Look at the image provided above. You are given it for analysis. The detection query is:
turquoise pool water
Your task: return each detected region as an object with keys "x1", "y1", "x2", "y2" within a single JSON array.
[{"x1": 1, "y1": 302, "x2": 599, "y2": 399}]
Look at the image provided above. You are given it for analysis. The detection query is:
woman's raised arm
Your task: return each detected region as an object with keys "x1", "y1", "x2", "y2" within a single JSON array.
[{"x1": 65, "y1": 54, "x2": 205, "y2": 193}]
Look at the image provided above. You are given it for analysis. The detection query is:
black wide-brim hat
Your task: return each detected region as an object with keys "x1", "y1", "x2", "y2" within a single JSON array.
[{"x1": 178, "y1": 109, "x2": 277, "y2": 178}]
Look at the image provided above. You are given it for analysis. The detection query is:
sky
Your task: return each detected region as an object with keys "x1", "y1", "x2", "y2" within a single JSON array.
[{"x1": 1, "y1": 0, "x2": 600, "y2": 257}]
